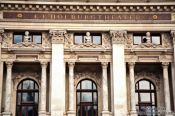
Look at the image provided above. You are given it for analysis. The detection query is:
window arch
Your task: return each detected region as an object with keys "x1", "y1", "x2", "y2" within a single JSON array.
[
  {"x1": 135, "y1": 79, "x2": 157, "y2": 116},
  {"x1": 76, "y1": 79, "x2": 98, "y2": 116},
  {"x1": 16, "y1": 79, "x2": 39, "y2": 116}
]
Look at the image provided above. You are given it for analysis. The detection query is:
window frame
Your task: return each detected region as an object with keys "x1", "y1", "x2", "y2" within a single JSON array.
[
  {"x1": 135, "y1": 79, "x2": 157, "y2": 116},
  {"x1": 13, "y1": 32, "x2": 42, "y2": 44},
  {"x1": 74, "y1": 33, "x2": 102, "y2": 45}
]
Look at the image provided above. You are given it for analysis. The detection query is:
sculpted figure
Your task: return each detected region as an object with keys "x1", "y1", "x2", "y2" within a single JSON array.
[
  {"x1": 24, "y1": 31, "x2": 30, "y2": 43},
  {"x1": 84, "y1": 32, "x2": 92, "y2": 44}
]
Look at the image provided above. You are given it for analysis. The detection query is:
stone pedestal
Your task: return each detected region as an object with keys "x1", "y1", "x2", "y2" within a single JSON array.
[
  {"x1": 102, "y1": 111, "x2": 111, "y2": 116},
  {"x1": 67, "y1": 111, "x2": 76, "y2": 116},
  {"x1": 2, "y1": 112, "x2": 12, "y2": 116}
]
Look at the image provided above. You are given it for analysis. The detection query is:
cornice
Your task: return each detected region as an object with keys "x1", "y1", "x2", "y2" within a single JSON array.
[{"x1": 0, "y1": 1, "x2": 175, "y2": 12}]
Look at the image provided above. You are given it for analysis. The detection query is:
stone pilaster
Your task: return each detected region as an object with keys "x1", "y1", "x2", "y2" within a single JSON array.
[
  {"x1": 101, "y1": 62, "x2": 111, "y2": 116},
  {"x1": 39, "y1": 61, "x2": 48, "y2": 116},
  {"x1": 162, "y1": 62, "x2": 172, "y2": 116},
  {"x1": 0, "y1": 29, "x2": 3, "y2": 114},
  {"x1": 110, "y1": 30, "x2": 128, "y2": 115},
  {"x1": 171, "y1": 31, "x2": 175, "y2": 112},
  {"x1": 67, "y1": 62, "x2": 76, "y2": 116},
  {"x1": 2, "y1": 61, "x2": 13, "y2": 116},
  {"x1": 50, "y1": 30, "x2": 66, "y2": 116},
  {"x1": 128, "y1": 62, "x2": 137, "y2": 116}
]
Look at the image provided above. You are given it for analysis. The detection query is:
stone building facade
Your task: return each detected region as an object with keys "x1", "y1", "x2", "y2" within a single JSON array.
[{"x1": 0, "y1": 0, "x2": 175, "y2": 116}]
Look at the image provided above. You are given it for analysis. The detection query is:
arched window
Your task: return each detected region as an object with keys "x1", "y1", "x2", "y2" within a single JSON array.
[
  {"x1": 135, "y1": 79, "x2": 157, "y2": 116},
  {"x1": 76, "y1": 80, "x2": 98, "y2": 116},
  {"x1": 16, "y1": 79, "x2": 39, "y2": 116}
]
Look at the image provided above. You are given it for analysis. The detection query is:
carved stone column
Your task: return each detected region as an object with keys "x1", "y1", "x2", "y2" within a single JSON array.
[
  {"x1": 39, "y1": 61, "x2": 48, "y2": 116},
  {"x1": 50, "y1": 30, "x2": 66, "y2": 116},
  {"x1": 110, "y1": 30, "x2": 128, "y2": 115},
  {"x1": 67, "y1": 62, "x2": 75, "y2": 116},
  {"x1": 162, "y1": 62, "x2": 172, "y2": 115},
  {"x1": 101, "y1": 62, "x2": 110, "y2": 116},
  {"x1": 128, "y1": 62, "x2": 137, "y2": 116},
  {"x1": 0, "y1": 29, "x2": 3, "y2": 114},
  {"x1": 171, "y1": 31, "x2": 175, "y2": 112},
  {"x1": 2, "y1": 62, "x2": 13, "y2": 116}
]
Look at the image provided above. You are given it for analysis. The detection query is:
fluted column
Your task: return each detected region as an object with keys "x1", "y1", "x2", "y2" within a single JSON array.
[
  {"x1": 128, "y1": 62, "x2": 137, "y2": 116},
  {"x1": 67, "y1": 62, "x2": 76, "y2": 116},
  {"x1": 2, "y1": 61, "x2": 13, "y2": 116},
  {"x1": 162, "y1": 62, "x2": 172, "y2": 115},
  {"x1": 110, "y1": 30, "x2": 128, "y2": 116},
  {"x1": 39, "y1": 61, "x2": 48, "y2": 116},
  {"x1": 101, "y1": 62, "x2": 110, "y2": 116}
]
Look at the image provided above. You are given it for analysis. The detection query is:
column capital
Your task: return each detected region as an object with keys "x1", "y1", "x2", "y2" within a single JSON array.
[
  {"x1": 0, "y1": 29, "x2": 5, "y2": 43},
  {"x1": 68, "y1": 62, "x2": 75, "y2": 68},
  {"x1": 101, "y1": 62, "x2": 108, "y2": 69},
  {"x1": 162, "y1": 62, "x2": 169, "y2": 68},
  {"x1": 128, "y1": 62, "x2": 135, "y2": 67},
  {"x1": 171, "y1": 30, "x2": 175, "y2": 44},
  {"x1": 40, "y1": 61, "x2": 48, "y2": 68},
  {"x1": 110, "y1": 30, "x2": 127, "y2": 44},
  {"x1": 49, "y1": 30, "x2": 67, "y2": 44},
  {"x1": 5, "y1": 61, "x2": 13, "y2": 68}
]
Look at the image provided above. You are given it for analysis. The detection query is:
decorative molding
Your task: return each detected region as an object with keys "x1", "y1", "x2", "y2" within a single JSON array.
[
  {"x1": 49, "y1": 30, "x2": 67, "y2": 44},
  {"x1": 101, "y1": 62, "x2": 108, "y2": 69},
  {"x1": 5, "y1": 61, "x2": 13, "y2": 68},
  {"x1": 0, "y1": 2, "x2": 175, "y2": 13},
  {"x1": 162, "y1": 62, "x2": 169, "y2": 68},
  {"x1": 74, "y1": 72, "x2": 101, "y2": 88},
  {"x1": 135, "y1": 72, "x2": 160, "y2": 90},
  {"x1": 0, "y1": 29, "x2": 4, "y2": 43},
  {"x1": 135, "y1": 43, "x2": 162, "y2": 48},
  {"x1": 110, "y1": 30, "x2": 127, "y2": 44}
]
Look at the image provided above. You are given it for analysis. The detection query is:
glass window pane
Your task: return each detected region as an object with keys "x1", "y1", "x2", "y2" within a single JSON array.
[
  {"x1": 22, "y1": 92, "x2": 34, "y2": 102},
  {"x1": 93, "y1": 83, "x2": 96, "y2": 90},
  {"x1": 18, "y1": 84, "x2": 22, "y2": 89},
  {"x1": 77, "y1": 92, "x2": 80, "y2": 104},
  {"x1": 135, "y1": 93, "x2": 138, "y2": 104},
  {"x1": 22, "y1": 106, "x2": 26, "y2": 116},
  {"x1": 35, "y1": 83, "x2": 38, "y2": 89},
  {"x1": 81, "y1": 105, "x2": 86, "y2": 116},
  {"x1": 82, "y1": 80, "x2": 92, "y2": 89},
  {"x1": 93, "y1": 106, "x2": 98, "y2": 116},
  {"x1": 152, "y1": 93, "x2": 155, "y2": 104},
  {"x1": 87, "y1": 106, "x2": 93, "y2": 116},
  {"x1": 35, "y1": 92, "x2": 38, "y2": 103},
  {"x1": 27, "y1": 106, "x2": 33, "y2": 116},
  {"x1": 75, "y1": 36, "x2": 83, "y2": 44},
  {"x1": 33, "y1": 35, "x2": 42, "y2": 44},
  {"x1": 93, "y1": 92, "x2": 97, "y2": 105},
  {"x1": 152, "y1": 36, "x2": 160, "y2": 44},
  {"x1": 140, "y1": 93, "x2": 151, "y2": 102},
  {"x1": 23, "y1": 80, "x2": 34, "y2": 90},
  {"x1": 77, "y1": 83, "x2": 80, "y2": 89},
  {"x1": 139, "y1": 80, "x2": 150, "y2": 90},
  {"x1": 82, "y1": 92, "x2": 92, "y2": 102},
  {"x1": 133, "y1": 36, "x2": 141, "y2": 44},
  {"x1": 77, "y1": 106, "x2": 80, "y2": 116},
  {"x1": 14, "y1": 35, "x2": 23, "y2": 44},
  {"x1": 93, "y1": 36, "x2": 101, "y2": 44},
  {"x1": 17, "y1": 93, "x2": 21, "y2": 105}
]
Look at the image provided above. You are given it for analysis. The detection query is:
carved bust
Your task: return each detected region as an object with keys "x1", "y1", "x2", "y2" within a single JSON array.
[
  {"x1": 84, "y1": 32, "x2": 92, "y2": 44},
  {"x1": 24, "y1": 31, "x2": 30, "y2": 43}
]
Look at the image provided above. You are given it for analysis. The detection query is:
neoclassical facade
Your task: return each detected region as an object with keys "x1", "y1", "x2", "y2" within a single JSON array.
[{"x1": 0, "y1": 0, "x2": 175, "y2": 116}]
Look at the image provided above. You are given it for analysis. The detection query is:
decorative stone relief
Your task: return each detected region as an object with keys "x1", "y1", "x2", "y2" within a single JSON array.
[
  {"x1": 125, "y1": 33, "x2": 133, "y2": 48},
  {"x1": 161, "y1": 33, "x2": 172, "y2": 48},
  {"x1": 49, "y1": 30, "x2": 67, "y2": 44},
  {"x1": 1, "y1": 32, "x2": 12, "y2": 48},
  {"x1": 42, "y1": 32, "x2": 51, "y2": 48},
  {"x1": 135, "y1": 72, "x2": 160, "y2": 90},
  {"x1": 102, "y1": 33, "x2": 111, "y2": 49},
  {"x1": 74, "y1": 72, "x2": 101, "y2": 88},
  {"x1": 12, "y1": 31, "x2": 41, "y2": 48},
  {"x1": 171, "y1": 31, "x2": 175, "y2": 45},
  {"x1": 0, "y1": 29, "x2": 4, "y2": 43},
  {"x1": 110, "y1": 30, "x2": 127, "y2": 44}
]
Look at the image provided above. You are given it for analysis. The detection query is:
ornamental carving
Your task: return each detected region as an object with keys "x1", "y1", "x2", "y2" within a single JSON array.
[
  {"x1": 135, "y1": 43, "x2": 162, "y2": 48},
  {"x1": 162, "y1": 33, "x2": 172, "y2": 48},
  {"x1": 135, "y1": 72, "x2": 160, "y2": 90},
  {"x1": 2, "y1": 32, "x2": 12, "y2": 48},
  {"x1": 0, "y1": 29, "x2": 4, "y2": 43},
  {"x1": 171, "y1": 31, "x2": 175, "y2": 45},
  {"x1": 74, "y1": 72, "x2": 101, "y2": 88},
  {"x1": 110, "y1": 30, "x2": 127, "y2": 44},
  {"x1": 49, "y1": 30, "x2": 67, "y2": 44},
  {"x1": 42, "y1": 32, "x2": 51, "y2": 48},
  {"x1": 125, "y1": 34, "x2": 132, "y2": 48}
]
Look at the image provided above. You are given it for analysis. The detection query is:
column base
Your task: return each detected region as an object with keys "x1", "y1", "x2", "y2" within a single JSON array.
[
  {"x1": 102, "y1": 111, "x2": 112, "y2": 116},
  {"x1": 39, "y1": 111, "x2": 47, "y2": 116},
  {"x1": 67, "y1": 111, "x2": 76, "y2": 116},
  {"x1": 2, "y1": 112, "x2": 12, "y2": 116},
  {"x1": 130, "y1": 110, "x2": 137, "y2": 116}
]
